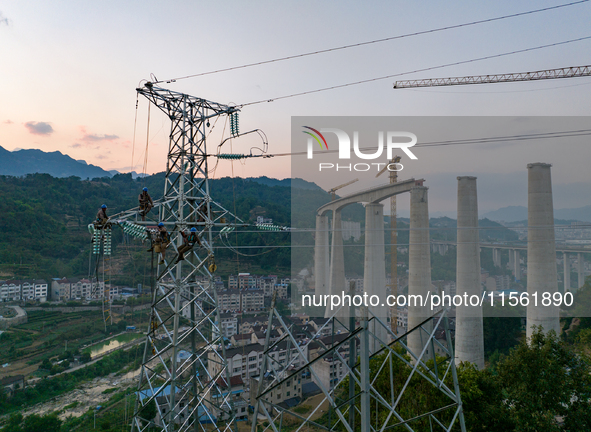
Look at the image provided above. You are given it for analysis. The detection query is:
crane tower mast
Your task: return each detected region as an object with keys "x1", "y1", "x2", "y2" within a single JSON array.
[{"x1": 376, "y1": 157, "x2": 401, "y2": 335}]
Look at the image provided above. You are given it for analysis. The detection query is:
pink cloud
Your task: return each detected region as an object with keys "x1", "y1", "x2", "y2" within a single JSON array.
[
  {"x1": 25, "y1": 121, "x2": 53, "y2": 136},
  {"x1": 83, "y1": 133, "x2": 119, "y2": 142},
  {"x1": 75, "y1": 126, "x2": 119, "y2": 149}
]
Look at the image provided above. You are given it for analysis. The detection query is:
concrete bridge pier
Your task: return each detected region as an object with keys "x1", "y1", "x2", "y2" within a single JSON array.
[
  {"x1": 526, "y1": 163, "x2": 559, "y2": 338},
  {"x1": 578, "y1": 253, "x2": 586, "y2": 289},
  {"x1": 564, "y1": 252, "x2": 570, "y2": 292},
  {"x1": 314, "y1": 214, "x2": 330, "y2": 299},
  {"x1": 455, "y1": 177, "x2": 484, "y2": 369},
  {"x1": 492, "y1": 248, "x2": 501, "y2": 268},
  {"x1": 507, "y1": 249, "x2": 515, "y2": 272},
  {"x1": 326, "y1": 209, "x2": 346, "y2": 318},
  {"x1": 513, "y1": 250, "x2": 522, "y2": 282},
  {"x1": 408, "y1": 186, "x2": 432, "y2": 358},
  {"x1": 364, "y1": 203, "x2": 388, "y2": 352}
]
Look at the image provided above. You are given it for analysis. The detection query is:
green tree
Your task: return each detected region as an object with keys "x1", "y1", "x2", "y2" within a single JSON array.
[
  {"x1": 576, "y1": 327, "x2": 591, "y2": 348},
  {"x1": 482, "y1": 315, "x2": 521, "y2": 357},
  {"x1": 1, "y1": 413, "x2": 23, "y2": 432},
  {"x1": 497, "y1": 327, "x2": 591, "y2": 431},
  {"x1": 456, "y1": 363, "x2": 515, "y2": 432},
  {"x1": 143, "y1": 398, "x2": 157, "y2": 422},
  {"x1": 1, "y1": 413, "x2": 61, "y2": 432},
  {"x1": 39, "y1": 358, "x2": 52, "y2": 371},
  {"x1": 22, "y1": 414, "x2": 62, "y2": 432}
]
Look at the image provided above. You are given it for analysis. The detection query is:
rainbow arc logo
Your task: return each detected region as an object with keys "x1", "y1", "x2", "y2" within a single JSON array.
[{"x1": 303, "y1": 126, "x2": 328, "y2": 150}]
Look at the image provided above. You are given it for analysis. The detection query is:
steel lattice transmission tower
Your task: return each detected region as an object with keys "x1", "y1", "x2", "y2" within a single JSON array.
[
  {"x1": 252, "y1": 289, "x2": 466, "y2": 432},
  {"x1": 128, "y1": 83, "x2": 243, "y2": 432}
]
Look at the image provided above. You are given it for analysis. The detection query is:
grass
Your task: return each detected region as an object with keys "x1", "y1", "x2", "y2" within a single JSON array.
[
  {"x1": 293, "y1": 405, "x2": 312, "y2": 414},
  {"x1": 84, "y1": 332, "x2": 143, "y2": 357},
  {"x1": 64, "y1": 401, "x2": 79, "y2": 410},
  {"x1": 0, "y1": 309, "x2": 149, "y2": 368}
]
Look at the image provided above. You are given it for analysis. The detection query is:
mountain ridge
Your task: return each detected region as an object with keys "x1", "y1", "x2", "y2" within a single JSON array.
[
  {"x1": 1, "y1": 146, "x2": 113, "y2": 179},
  {"x1": 483, "y1": 205, "x2": 591, "y2": 223}
]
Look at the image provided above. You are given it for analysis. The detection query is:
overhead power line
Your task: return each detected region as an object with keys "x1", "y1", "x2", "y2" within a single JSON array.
[
  {"x1": 239, "y1": 35, "x2": 591, "y2": 106},
  {"x1": 218, "y1": 129, "x2": 591, "y2": 159},
  {"x1": 155, "y1": 0, "x2": 589, "y2": 84}
]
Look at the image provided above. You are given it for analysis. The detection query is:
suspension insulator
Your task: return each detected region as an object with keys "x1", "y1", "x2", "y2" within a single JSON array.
[
  {"x1": 256, "y1": 223, "x2": 285, "y2": 232},
  {"x1": 218, "y1": 153, "x2": 246, "y2": 160},
  {"x1": 230, "y1": 112, "x2": 239, "y2": 136},
  {"x1": 220, "y1": 226, "x2": 235, "y2": 234},
  {"x1": 93, "y1": 230, "x2": 102, "y2": 255}
]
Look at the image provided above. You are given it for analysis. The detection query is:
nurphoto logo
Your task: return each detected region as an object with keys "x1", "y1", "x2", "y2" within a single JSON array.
[{"x1": 303, "y1": 126, "x2": 418, "y2": 172}]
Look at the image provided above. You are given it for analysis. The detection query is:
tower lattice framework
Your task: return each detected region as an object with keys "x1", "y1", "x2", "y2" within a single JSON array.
[{"x1": 126, "y1": 83, "x2": 242, "y2": 432}]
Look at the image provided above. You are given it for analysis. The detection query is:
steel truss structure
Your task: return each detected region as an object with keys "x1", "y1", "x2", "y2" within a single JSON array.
[
  {"x1": 393, "y1": 65, "x2": 591, "y2": 88},
  {"x1": 113, "y1": 83, "x2": 246, "y2": 431},
  {"x1": 252, "y1": 291, "x2": 466, "y2": 432}
]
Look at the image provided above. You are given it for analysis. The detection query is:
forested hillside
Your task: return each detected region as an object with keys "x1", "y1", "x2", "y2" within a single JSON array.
[
  {"x1": 0, "y1": 173, "x2": 520, "y2": 285},
  {"x1": 0, "y1": 173, "x2": 328, "y2": 283}
]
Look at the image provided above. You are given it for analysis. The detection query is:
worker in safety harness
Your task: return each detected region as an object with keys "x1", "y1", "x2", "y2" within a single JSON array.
[
  {"x1": 153, "y1": 222, "x2": 170, "y2": 265},
  {"x1": 138, "y1": 187, "x2": 154, "y2": 221},
  {"x1": 197, "y1": 200, "x2": 207, "y2": 224},
  {"x1": 95, "y1": 204, "x2": 109, "y2": 227},
  {"x1": 177, "y1": 227, "x2": 201, "y2": 262}
]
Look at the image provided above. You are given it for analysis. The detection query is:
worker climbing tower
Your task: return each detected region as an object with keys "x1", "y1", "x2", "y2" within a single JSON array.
[{"x1": 124, "y1": 83, "x2": 244, "y2": 431}]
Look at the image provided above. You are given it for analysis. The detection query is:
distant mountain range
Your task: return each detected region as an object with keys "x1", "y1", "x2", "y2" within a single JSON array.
[
  {"x1": 483, "y1": 205, "x2": 591, "y2": 223},
  {"x1": 246, "y1": 176, "x2": 323, "y2": 191},
  {"x1": 0, "y1": 146, "x2": 112, "y2": 179},
  {"x1": 4, "y1": 146, "x2": 588, "y2": 221},
  {"x1": 0, "y1": 148, "x2": 318, "y2": 188}
]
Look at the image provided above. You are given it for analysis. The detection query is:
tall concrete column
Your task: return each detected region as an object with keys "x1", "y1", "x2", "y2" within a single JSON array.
[
  {"x1": 314, "y1": 213, "x2": 330, "y2": 298},
  {"x1": 527, "y1": 163, "x2": 559, "y2": 339},
  {"x1": 408, "y1": 186, "x2": 432, "y2": 357},
  {"x1": 455, "y1": 177, "x2": 484, "y2": 369},
  {"x1": 492, "y1": 248, "x2": 501, "y2": 268},
  {"x1": 578, "y1": 253, "x2": 585, "y2": 289},
  {"x1": 564, "y1": 252, "x2": 570, "y2": 292},
  {"x1": 326, "y1": 209, "x2": 346, "y2": 318},
  {"x1": 363, "y1": 203, "x2": 388, "y2": 352},
  {"x1": 514, "y1": 250, "x2": 521, "y2": 282},
  {"x1": 508, "y1": 249, "x2": 515, "y2": 272}
]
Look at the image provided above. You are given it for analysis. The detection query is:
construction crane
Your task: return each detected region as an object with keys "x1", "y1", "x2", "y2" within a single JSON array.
[
  {"x1": 393, "y1": 65, "x2": 591, "y2": 88},
  {"x1": 328, "y1": 178, "x2": 359, "y2": 201},
  {"x1": 376, "y1": 157, "x2": 401, "y2": 336}
]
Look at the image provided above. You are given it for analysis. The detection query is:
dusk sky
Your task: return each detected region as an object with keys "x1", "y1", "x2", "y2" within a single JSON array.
[{"x1": 1, "y1": 1, "x2": 590, "y2": 213}]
